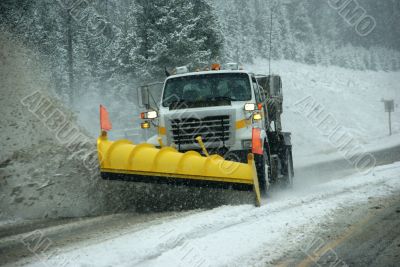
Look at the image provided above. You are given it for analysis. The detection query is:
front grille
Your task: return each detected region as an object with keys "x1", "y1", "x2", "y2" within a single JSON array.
[{"x1": 171, "y1": 115, "x2": 231, "y2": 146}]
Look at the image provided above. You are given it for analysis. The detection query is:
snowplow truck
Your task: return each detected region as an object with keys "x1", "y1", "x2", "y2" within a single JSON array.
[{"x1": 97, "y1": 63, "x2": 293, "y2": 206}]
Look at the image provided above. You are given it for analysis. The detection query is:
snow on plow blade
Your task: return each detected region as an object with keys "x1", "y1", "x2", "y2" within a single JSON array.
[{"x1": 97, "y1": 132, "x2": 261, "y2": 206}]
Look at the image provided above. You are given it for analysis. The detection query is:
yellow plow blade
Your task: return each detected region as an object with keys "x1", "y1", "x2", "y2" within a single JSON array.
[{"x1": 97, "y1": 133, "x2": 261, "y2": 206}]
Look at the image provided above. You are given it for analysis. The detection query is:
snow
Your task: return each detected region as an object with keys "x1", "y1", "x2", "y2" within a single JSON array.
[
  {"x1": 246, "y1": 59, "x2": 400, "y2": 166},
  {"x1": 2, "y1": 31, "x2": 400, "y2": 267},
  {"x1": 294, "y1": 133, "x2": 400, "y2": 169},
  {"x1": 20, "y1": 161, "x2": 400, "y2": 267},
  {"x1": 2, "y1": 30, "x2": 399, "y2": 223},
  {"x1": 0, "y1": 32, "x2": 143, "y2": 221}
]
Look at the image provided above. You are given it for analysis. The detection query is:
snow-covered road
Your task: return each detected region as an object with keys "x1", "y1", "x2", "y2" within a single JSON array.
[{"x1": 9, "y1": 161, "x2": 399, "y2": 267}]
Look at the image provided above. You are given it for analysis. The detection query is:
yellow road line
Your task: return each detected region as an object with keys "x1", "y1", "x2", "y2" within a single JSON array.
[{"x1": 298, "y1": 211, "x2": 378, "y2": 267}]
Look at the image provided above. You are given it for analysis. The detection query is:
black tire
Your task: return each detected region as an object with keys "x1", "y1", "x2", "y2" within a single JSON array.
[
  {"x1": 282, "y1": 148, "x2": 294, "y2": 188},
  {"x1": 255, "y1": 150, "x2": 269, "y2": 197}
]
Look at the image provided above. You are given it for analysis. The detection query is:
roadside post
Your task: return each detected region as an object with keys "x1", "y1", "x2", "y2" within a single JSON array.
[{"x1": 382, "y1": 99, "x2": 395, "y2": 136}]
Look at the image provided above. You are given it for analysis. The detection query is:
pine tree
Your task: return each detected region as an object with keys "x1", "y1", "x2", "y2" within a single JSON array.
[
  {"x1": 191, "y1": 0, "x2": 223, "y2": 62},
  {"x1": 253, "y1": 0, "x2": 270, "y2": 56},
  {"x1": 271, "y1": 1, "x2": 294, "y2": 60},
  {"x1": 287, "y1": 1, "x2": 317, "y2": 64},
  {"x1": 216, "y1": 0, "x2": 242, "y2": 62},
  {"x1": 131, "y1": 0, "x2": 222, "y2": 80},
  {"x1": 236, "y1": 0, "x2": 256, "y2": 62},
  {"x1": 291, "y1": 1, "x2": 314, "y2": 43}
]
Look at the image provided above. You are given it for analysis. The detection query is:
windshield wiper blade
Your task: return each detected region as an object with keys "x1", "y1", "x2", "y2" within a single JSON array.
[
  {"x1": 207, "y1": 96, "x2": 234, "y2": 101},
  {"x1": 168, "y1": 100, "x2": 185, "y2": 107}
]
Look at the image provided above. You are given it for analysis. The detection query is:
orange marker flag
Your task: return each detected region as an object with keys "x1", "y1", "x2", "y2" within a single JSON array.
[
  {"x1": 100, "y1": 105, "x2": 112, "y2": 131},
  {"x1": 252, "y1": 128, "x2": 263, "y2": 155}
]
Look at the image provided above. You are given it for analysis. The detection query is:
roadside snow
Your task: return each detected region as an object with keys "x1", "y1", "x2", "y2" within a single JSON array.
[
  {"x1": 0, "y1": 32, "x2": 96, "y2": 219},
  {"x1": 293, "y1": 132, "x2": 400, "y2": 169},
  {"x1": 20, "y1": 161, "x2": 400, "y2": 267},
  {"x1": 246, "y1": 60, "x2": 400, "y2": 166},
  {"x1": 0, "y1": 32, "x2": 141, "y2": 220}
]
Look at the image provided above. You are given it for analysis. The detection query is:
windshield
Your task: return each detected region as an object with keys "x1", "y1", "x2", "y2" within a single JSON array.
[{"x1": 162, "y1": 73, "x2": 252, "y2": 107}]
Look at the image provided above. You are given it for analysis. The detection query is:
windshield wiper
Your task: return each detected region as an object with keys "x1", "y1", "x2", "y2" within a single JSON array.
[
  {"x1": 168, "y1": 97, "x2": 233, "y2": 109},
  {"x1": 168, "y1": 100, "x2": 202, "y2": 109},
  {"x1": 206, "y1": 96, "x2": 234, "y2": 102},
  {"x1": 168, "y1": 100, "x2": 185, "y2": 108}
]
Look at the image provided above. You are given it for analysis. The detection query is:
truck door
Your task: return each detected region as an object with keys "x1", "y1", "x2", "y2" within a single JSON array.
[{"x1": 252, "y1": 76, "x2": 268, "y2": 129}]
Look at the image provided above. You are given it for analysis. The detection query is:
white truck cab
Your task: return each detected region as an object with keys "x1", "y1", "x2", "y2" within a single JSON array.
[
  {"x1": 151, "y1": 70, "x2": 267, "y2": 154},
  {"x1": 140, "y1": 64, "x2": 293, "y2": 193}
]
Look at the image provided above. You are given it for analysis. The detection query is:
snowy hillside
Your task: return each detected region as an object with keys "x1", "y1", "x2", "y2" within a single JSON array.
[
  {"x1": 0, "y1": 33, "x2": 149, "y2": 221},
  {"x1": 0, "y1": 32, "x2": 105, "y2": 220},
  {"x1": 247, "y1": 60, "x2": 400, "y2": 165}
]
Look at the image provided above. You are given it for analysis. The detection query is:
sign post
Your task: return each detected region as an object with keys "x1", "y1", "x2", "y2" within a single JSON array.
[{"x1": 382, "y1": 99, "x2": 394, "y2": 136}]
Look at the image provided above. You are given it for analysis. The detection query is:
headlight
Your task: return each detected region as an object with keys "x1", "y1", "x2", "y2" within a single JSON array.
[
  {"x1": 244, "y1": 103, "x2": 255, "y2": 111},
  {"x1": 146, "y1": 111, "x2": 158, "y2": 119},
  {"x1": 141, "y1": 110, "x2": 158, "y2": 119}
]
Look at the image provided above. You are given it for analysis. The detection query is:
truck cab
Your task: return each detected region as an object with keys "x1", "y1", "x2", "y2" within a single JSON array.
[{"x1": 140, "y1": 64, "x2": 294, "y2": 193}]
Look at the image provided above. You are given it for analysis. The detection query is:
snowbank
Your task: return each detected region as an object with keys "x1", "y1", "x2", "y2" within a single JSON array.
[
  {"x1": 0, "y1": 32, "x2": 146, "y2": 220},
  {"x1": 246, "y1": 59, "x2": 400, "y2": 164},
  {"x1": 0, "y1": 32, "x2": 100, "y2": 219}
]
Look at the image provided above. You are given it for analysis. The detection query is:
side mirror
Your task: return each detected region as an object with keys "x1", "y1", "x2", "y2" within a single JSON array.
[
  {"x1": 138, "y1": 82, "x2": 164, "y2": 110},
  {"x1": 139, "y1": 86, "x2": 150, "y2": 109},
  {"x1": 268, "y1": 75, "x2": 282, "y2": 97}
]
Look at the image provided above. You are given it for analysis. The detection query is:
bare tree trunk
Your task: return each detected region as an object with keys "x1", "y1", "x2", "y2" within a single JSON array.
[{"x1": 66, "y1": 13, "x2": 74, "y2": 106}]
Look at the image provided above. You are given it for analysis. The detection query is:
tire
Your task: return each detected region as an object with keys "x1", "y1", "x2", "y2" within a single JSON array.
[
  {"x1": 255, "y1": 150, "x2": 269, "y2": 197},
  {"x1": 282, "y1": 148, "x2": 294, "y2": 188}
]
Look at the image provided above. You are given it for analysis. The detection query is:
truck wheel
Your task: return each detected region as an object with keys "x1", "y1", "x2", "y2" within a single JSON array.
[
  {"x1": 282, "y1": 148, "x2": 294, "y2": 188},
  {"x1": 255, "y1": 151, "x2": 269, "y2": 197}
]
